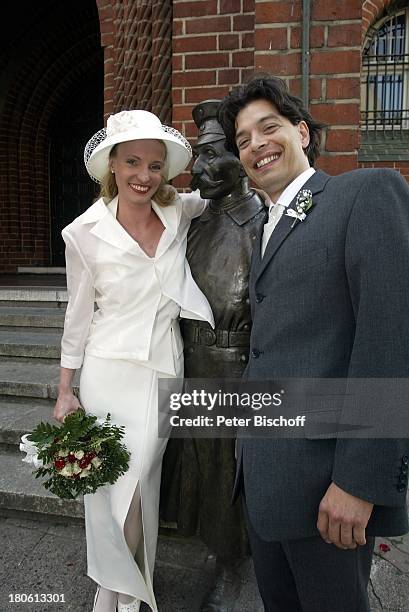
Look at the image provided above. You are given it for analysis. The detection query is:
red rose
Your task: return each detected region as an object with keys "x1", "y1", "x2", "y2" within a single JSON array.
[
  {"x1": 54, "y1": 458, "x2": 66, "y2": 470},
  {"x1": 67, "y1": 453, "x2": 76, "y2": 463},
  {"x1": 379, "y1": 543, "x2": 390, "y2": 553},
  {"x1": 79, "y1": 458, "x2": 90, "y2": 469},
  {"x1": 85, "y1": 451, "x2": 97, "y2": 461}
]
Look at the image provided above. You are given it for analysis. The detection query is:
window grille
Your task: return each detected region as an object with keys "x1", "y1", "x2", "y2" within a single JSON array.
[{"x1": 361, "y1": 10, "x2": 409, "y2": 137}]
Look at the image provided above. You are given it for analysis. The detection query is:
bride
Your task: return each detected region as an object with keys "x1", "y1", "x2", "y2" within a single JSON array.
[{"x1": 53, "y1": 110, "x2": 213, "y2": 611}]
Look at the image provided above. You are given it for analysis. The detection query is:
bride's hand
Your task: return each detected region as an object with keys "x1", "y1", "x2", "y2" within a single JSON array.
[{"x1": 53, "y1": 391, "x2": 80, "y2": 423}]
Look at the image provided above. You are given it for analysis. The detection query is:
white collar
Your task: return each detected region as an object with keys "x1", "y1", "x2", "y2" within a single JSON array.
[{"x1": 264, "y1": 167, "x2": 316, "y2": 214}]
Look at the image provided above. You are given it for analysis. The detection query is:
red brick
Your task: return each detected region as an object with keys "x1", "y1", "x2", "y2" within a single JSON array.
[
  {"x1": 173, "y1": 104, "x2": 195, "y2": 121},
  {"x1": 220, "y1": 0, "x2": 242, "y2": 14},
  {"x1": 233, "y1": 14, "x2": 255, "y2": 31},
  {"x1": 310, "y1": 50, "x2": 360, "y2": 75},
  {"x1": 327, "y1": 77, "x2": 360, "y2": 100},
  {"x1": 256, "y1": 2, "x2": 302, "y2": 24},
  {"x1": 241, "y1": 67, "x2": 256, "y2": 82},
  {"x1": 257, "y1": 28, "x2": 288, "y2": 51},
  {"x1": 311, "y1": 102, "x2": 360, "y2": 125},
  {"x1": 186, "y1": 16, "x2": 231, "y2": 34},
  {"x1": 101, "y1": 33, "x2": 114, "y2": 47},
  {"x1": 326, "y1": 129, "x2": 359, "y2": 151},
  {"x1": 242, "y1": 32, "x2": 255, "y2": 48},
  {"x1": 174, "y1": 1, "x2": 218, "y2": 18},
  {"x1": 174, "y1": 35, "x2": 216, "y2": 53},
  {"x1": 292, "y1": 25, "x2": 325, "y2": 49},
  {"x1": 243, "y1": 0, "x2": 255, "y2": 11},
  {"x1": 255, "y1": 52, "x2": 301, "y2": 76},
  {"x1": 185, "y1": 52, "x2": 230, "y2": 70},
  {"x1": 183, "y1": 121, "x2": 198, "y2": 138},
  {"x1": 328, "y1": 23, "x2": 361, "y2": 47},
  {"x1": 288, "y1": 77, "x2": 301, "y2": 96},
  {"x1": 172, "y1": 55, "x2": 183, "y2": 71},
  {"x1": 317, "y1": 154, "x2": 358, "y2": 175},
  {"x1": 173, "y1": 20, "x2": 184, "y2": 36},
  {"x1": 185, "y1": 86, "x2": 230, "y2": 103},
  {"x1": 173, "y1": 70, "x2": 216, "y2": 87},
  {"x1": 232, "y1": 50, "x2": 254, "y2": 67},
  {"x1": 311, "y1": 25, "x2": 326, "y2": 48},
  {"x1": 218, "y1": 68, "x2": 240, "y2": 84},
  {"x1": 173, "y1": 172, "x2": 194, "y2": 189},
  {"x1": 310, "y1": 78, "x2": 323, "y2": 101},
  {"x1": 219, "y1": 34, "x2": 240, "y2": 50},
  {"x1": 312, "y1": 0, "x2": 361, "y2": 20}
]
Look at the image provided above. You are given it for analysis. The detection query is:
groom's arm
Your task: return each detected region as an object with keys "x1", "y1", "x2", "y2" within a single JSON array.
[{"x1": 318, "y1": 169, "x2": 409, "y2": 548}]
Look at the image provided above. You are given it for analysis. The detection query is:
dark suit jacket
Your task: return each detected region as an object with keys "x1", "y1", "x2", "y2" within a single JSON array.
[{"x1": 235, "y1": 168, "x2": 409, "y2": 541}]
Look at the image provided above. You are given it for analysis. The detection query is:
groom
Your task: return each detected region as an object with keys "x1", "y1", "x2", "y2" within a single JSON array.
[{"x1": 218, "y1": 75, "x2": 409, "y2": 611}]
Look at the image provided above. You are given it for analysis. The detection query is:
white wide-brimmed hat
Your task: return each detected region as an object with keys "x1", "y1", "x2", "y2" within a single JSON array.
[{"x1": 84, "y1": 110, "x2": 192, "y2": 182}]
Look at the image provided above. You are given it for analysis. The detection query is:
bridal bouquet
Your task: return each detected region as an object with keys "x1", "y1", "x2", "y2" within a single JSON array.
[{"x1": 20, "y1": 409, "x2": 130, "y2": 499}]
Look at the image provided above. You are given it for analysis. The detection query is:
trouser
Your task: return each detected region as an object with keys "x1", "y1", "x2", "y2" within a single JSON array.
[{"x1": 244, "y1": 500, "x2": 375, "y2": 612}]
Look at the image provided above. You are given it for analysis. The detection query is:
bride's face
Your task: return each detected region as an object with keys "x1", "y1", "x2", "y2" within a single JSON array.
[{"x1": 110, "y1": 139, "x2": 166, "y2": 206}]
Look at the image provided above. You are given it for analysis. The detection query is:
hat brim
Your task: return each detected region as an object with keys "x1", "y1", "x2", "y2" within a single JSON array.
[{"x1": 86, "y1": 127, "x2": 191, "y2": 181}]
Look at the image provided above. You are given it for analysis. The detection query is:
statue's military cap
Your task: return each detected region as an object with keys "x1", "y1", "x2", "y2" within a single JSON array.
[{"x1": 192, "y1": 99, "x2": 226, "y2": 145}]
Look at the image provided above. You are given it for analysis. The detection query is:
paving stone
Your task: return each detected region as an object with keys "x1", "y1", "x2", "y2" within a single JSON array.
[
  {"x1": 0, "y1": 516, "x2": 263, "y2": 612},
  {"x1": 375, "y1": 536, "x2": 409, "y2": 574},
  {"x1": 370, "y1": 554, "x2": 409, "y2": 611}
]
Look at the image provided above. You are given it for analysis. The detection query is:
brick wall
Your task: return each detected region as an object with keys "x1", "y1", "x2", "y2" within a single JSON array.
[
  {"x1": 172, "y1": 0, "x2": 256, "y2": 188},
  {"x1": 252, "y1": 0, "x2": 362, "y2": 175}
]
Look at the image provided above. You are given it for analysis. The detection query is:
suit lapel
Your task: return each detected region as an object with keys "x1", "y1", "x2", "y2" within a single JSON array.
[{"x1": 253, "y1": 170, "x2": 331, "y2": 282}]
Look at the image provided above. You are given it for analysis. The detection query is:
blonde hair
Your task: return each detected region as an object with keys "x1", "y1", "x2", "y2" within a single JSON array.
[{"x1": 98, "y1": 143, "x2": 177, "y2": 207}]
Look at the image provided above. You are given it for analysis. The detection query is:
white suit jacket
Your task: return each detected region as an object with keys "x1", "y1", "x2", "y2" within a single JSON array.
[{"x1": 60, "y1": 193, "x2": 214, "y2": 375}]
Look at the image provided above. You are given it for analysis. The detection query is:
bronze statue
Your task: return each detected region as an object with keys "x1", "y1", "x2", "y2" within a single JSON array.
[{"x1": 178, "y1": 100, "x2": 266, "y2": 612}]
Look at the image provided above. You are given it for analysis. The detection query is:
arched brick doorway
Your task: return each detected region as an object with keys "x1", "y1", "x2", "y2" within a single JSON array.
[{"x1": 0, "y1": 0, "x2": 103, "y2": 272}]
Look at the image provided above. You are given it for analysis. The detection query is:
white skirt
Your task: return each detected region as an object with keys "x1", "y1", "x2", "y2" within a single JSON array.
[{"x1": 79, "y1": 354, "x2": 182, "y2": 611}]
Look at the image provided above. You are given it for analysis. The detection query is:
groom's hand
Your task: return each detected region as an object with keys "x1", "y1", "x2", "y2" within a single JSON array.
[{"x1": 317, "y1": 482, "x2": 374, "y2": 550}]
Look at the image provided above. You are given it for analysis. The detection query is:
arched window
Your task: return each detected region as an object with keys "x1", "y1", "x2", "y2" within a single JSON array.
[{"x1": 361, "y1": 8, "x2": 408, "y2": 136}]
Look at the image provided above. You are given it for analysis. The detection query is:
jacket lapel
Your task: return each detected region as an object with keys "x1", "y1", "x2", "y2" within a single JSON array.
[
  {"x1": 84, "y1": 196, "x2": 179, "y2": 258},
  {"x1": 87, "y1": 197, "x2": 142, "y2": 255},
  {"x1": 253, "y1": 170, "x2": 331, "y2": 281}
]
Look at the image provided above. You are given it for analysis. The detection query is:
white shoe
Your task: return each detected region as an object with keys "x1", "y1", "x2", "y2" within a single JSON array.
[{"x1": 117, "y1": 600, "x2": 141, "y2": 612}]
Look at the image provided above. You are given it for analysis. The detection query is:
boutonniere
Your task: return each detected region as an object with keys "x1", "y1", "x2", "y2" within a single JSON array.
[{"x1": 286, "y1": 189, "x2": 313, "y2": 228}]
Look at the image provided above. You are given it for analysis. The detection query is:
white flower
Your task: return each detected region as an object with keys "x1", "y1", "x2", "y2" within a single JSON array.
[
  {"x1": 91, "y1": 457, "x2": 102, "y2": 469},
  {"x1": 72, "y1": 462, "x2": 82, "y2": 475},
  {"x1": 58, "y1": 449, "x2": 69, "y2": 457},
  {"x1": 60, "y1": 465, "x2": 73, "y2": 477},
  {"x1": 79, "y1": 470, "x2": 91, "y2": 478},
  {"x1": 74, "y1": 450, "x2": 84, "y2": 460}
]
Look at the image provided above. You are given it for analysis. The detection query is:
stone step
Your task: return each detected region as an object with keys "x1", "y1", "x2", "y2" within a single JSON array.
[
  {"x1": 0, "y1": 396, "x2": 54, "y2": 446},
  {"x1": 0, "y1": 447, "x2": 83, "y2": 520},
  {"x1": 0, "y1": 306, "x2": 66, "y2": 328},
  {"x1": 0, "y1": 357, "x2": 79, "y2": 400},
  {"x1": 0, "y1": 329, "x2": 62, "y2": 358},
  {"x1": 0, "y1": 287, "x2": 68, "y2": 303}
]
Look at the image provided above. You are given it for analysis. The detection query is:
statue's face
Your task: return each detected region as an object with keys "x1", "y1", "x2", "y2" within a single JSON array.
[{"x1": 190, "y1": 139, "x2": 243, "y2": 199}]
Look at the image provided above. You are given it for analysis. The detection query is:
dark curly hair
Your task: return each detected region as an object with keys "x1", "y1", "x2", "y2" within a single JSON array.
[{"x1": 218, "y1": 74, "x2": 326, "y2": 166}]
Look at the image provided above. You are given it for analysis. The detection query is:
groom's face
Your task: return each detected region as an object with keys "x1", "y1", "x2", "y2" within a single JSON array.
[{"x1": 235, "y1": 98, "x2": 310, "y2": 202}]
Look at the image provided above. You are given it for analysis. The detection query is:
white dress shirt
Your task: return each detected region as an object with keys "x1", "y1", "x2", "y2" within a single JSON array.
[
  {"x1": 60, "y1": 192, "x2": 214, "y2": 375},
  {"x1": 261, "y1": 167, "x2": 316, "y2": 257}
]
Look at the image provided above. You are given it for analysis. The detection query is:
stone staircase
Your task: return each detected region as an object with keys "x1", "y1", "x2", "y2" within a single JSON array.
[{"x1": 0, "y1": 280, "x2": 83, "y2": 521}]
